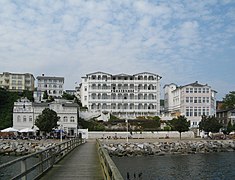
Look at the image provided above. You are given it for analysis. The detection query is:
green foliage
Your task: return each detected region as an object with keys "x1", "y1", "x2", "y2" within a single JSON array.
[
  {"x1": 78, "y1": 118, "x2": 105, "y2": 131},
  {"x1": 0, "y1": 88, "x2": 33, "y2": 129},
  {"x1": 222, "y1": 91, "x2": 235, "y2": 109},
  {"x1": 223, "y1": 120, "x2": 234, "y2": 135},
  {"x1": 62, "y1": 92, "x2": 75, "y2": 100},
  {"x1": 109, "y1": 114, "x2": 120, "y2": 121},
  {"x1": 169, "y1": 116, "x2": 190, "y2": 139},
  {"x1": 35, "y1": 108, "x2": 59, "y2": 133},
  {"x1": 199, "y1": 115, "x2": 222, "y2": 133},
  {"x1": 42, "y1": 90, "x2": 48, "y2": 100}
]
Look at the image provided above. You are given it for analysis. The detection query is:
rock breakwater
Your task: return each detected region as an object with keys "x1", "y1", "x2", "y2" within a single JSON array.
[
  {"x1": 103, "y1": 140, "x2": 235, "y2": 157},
  {"x1": 0, "y1": 140, "x2": 58, "y2": 156}
]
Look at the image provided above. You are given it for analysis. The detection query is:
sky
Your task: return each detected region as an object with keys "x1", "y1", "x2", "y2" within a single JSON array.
[{"x1": 0, "y1": 0, "x2": 235, "y2": 100}]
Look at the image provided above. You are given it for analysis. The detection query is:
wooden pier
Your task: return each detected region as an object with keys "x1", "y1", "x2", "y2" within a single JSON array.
[{"x1": 40, "y1": 139, "x2": 103, "y2": 180}]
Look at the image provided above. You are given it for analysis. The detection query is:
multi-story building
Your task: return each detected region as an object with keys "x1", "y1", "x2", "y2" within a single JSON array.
[
  {"x1": 164, "y1": 81, "x2": 217, "y2": 127},
  {"x1": 0, "y1": 72, "x2": 35, "y2": 91},
  {"x1": 216, "y1": 108, "x2": 235, "y2": 128},
  {"x1": 35, "y1": 74, "x2": 64, "y2": 101},
  {"x1": 13, "y1": 98, "x2": 79, "y2": 136},
  {"x1": 80, "y1": 71, "x2": 162, "y2": 119}
]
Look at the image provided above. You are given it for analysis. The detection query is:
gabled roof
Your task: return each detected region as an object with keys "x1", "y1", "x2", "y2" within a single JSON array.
[
  {"x1": 113, "y1": 73, "x2": 133, "y2": 77},
  {"x1": 181, "y1": 81, "x2": 208, "y2": 88},
  {"x1": 134, "y1": 72, "x2": 160, "y2": 77},
  {"x1": 86, "y1": 71, "x2": 112, "y2": 76}
]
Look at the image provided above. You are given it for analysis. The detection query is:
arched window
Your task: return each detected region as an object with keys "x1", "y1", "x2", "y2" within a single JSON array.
[
  {"x1": 63, "y1": 116, "x2": 68, "y2": 122},
  {"x1": 70, "y1": 116, "x2": 75, "y2": 122}
]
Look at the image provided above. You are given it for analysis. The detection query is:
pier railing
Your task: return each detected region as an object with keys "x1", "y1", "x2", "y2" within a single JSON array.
[
  {"x1": 0, "y1": 138, "x2": 84, "y2": 180},
  {"x1": 96, "y1": 139, "x2": 123, "y2": 180}
]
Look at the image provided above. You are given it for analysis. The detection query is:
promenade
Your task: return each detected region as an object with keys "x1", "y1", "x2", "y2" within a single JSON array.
[{"x1": 40, "y1": 139, "x2": 103, "y2": 180}]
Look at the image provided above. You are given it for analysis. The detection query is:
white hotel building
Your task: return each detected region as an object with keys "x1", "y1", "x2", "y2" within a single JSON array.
[
  {"x1": 80, "y1": 72, "x2": 162, "y2": 119},
  {"x1": 164, "y1": 81, "x2": 217, "y2": 127}
]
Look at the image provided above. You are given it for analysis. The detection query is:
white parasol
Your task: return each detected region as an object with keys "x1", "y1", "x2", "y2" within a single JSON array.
[{"x1": 1, "y1": 127, "x2": 19, "y2": 132}]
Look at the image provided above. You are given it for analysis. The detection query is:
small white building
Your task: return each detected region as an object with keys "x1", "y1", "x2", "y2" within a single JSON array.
[
  {"x1": 13, "y1": 98, "x2": 79, "y2": 136},
  {"x1": 164, "y1": 81, "x2": 217, "y2": 128}
]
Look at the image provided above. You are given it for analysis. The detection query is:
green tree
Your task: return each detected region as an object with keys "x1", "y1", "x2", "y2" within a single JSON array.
[
  {"x1": 35, "y1": 108, "x2": 60, "y2": 133},
  {"x1": 42, "y1": 90, "x2": 48, "y2": 100},
  {"x1": 222, "y1": 91, "x2": 235, "y2": 109},
  {"x1": 224, "y1": 120, "x2": 234, "y2": 135},
  {"x1": 0, "y1": 88, "x2": 34, "y2": 129},
  {"x1": 62, "y1": 92, "x2": 75, "y2": 100},
  {"x1": 169, "y1": 115, "x2": 190, "y2": 139},
  {"x1": 199, "y1": 115, "x2": 222, "y2": 134}
]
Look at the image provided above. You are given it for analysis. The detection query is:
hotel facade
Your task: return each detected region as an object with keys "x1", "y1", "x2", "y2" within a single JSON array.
[
  {"x1": 0, "y1": 72, "x2": 35, "y2": 91},
  {"x1": 80, "y1": 72, "x2": 162, "y2": 119},
  {"x1": 164, "y1": 81, "x2": 217, "y2": 127}
]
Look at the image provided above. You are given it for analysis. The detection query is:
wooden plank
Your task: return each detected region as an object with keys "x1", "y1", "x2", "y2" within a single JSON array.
[{"x1": 40, "y1": 139, "x2": 103, "y2": 180}]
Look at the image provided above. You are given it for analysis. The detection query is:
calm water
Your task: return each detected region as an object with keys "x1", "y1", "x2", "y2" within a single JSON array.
[
  {"x1": 112, "y1": 152, "x2": 235, "y2": 180},
  {"x1": 0, "y1": 155, "x2": 38, "y2": 180}
]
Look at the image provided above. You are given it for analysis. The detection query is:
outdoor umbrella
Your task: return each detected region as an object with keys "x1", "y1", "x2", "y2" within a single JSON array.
[
  {"x1": 19, "y1": 128, "x2": 36, "y2": 133},
  {"x1": 1, "y1": 127, "x2": 19, "y2": 132}
]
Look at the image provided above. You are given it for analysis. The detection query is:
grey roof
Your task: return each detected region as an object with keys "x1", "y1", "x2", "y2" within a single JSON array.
[
  {"x1": 33, "y1": 102, "x2": 79, "y2": 107},
  {"x1": 86, "y1": 71, "x2": 112, "y2": 76},
  {"x1": 181, "y1": 81, "x2": 208, "y2": 88},
  {"x1": 37, "y1": 76, "x2": 64, "y2": 80}
]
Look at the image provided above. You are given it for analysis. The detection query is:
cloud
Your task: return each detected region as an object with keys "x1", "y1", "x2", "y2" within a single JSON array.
[{"x1": 0, "y1": 0, "x2": 234, "y2": 99}]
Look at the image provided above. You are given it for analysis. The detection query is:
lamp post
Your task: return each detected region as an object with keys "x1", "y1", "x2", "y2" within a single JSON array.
[
  {"x1": 60, "y1": 124, "x2": 63, "y2": 142},
  {"x1": 126, "y1": 119, "x2": 128, "y2": 143}
]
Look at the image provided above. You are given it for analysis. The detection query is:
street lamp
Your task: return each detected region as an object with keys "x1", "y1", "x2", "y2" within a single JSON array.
[
  {"x1": 126, "y1": 119, "x2": 128, "y2": 143},
  {"x1": 57, "y1": 121, "x2": 63, "y2": 142}
]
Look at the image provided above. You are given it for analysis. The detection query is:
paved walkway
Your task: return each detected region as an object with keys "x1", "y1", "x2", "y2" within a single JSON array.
[{"x1": 40, "y1": 139, "x2": 103, "y2": 180}]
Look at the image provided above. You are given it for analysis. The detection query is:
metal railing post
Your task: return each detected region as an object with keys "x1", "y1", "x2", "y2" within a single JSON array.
[{"x1": 21, "y1": 159, "x2": 27, "y2": 180}]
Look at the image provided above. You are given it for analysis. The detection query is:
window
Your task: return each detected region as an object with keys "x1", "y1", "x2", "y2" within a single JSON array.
[
  {"x1": 85, "y1": 86, "x2": 87, "y2": 91},
  {"x1": 198, "y1": 107, "x2": 202, "y2": 116},
  {"x1": 29, "y1": 116, "x2": 32, "y2": 122},
  {"x1": 198, "y1": 88, "x2": 201, "y2": 93},
  {"x1": 202, "y1": 97, "x2": 206, "y2": 103},
  {"x1": 192, "y1": 122, "x2": 197, "y2": 126},
  {"x1": 190, "y1": 88, "x2": 193, "y2": 93},
  {"x1": 206, "y1": 97, "x2": 210, "y2": 103},
  {"x1": 194, "y1": 97, "x2": 198, "y2": 103},
  {"x1": 186, "y1": 107, "x2": 189, "y2": 116},
  {"x1": 63, "y1": 116, "x2": 68, "y2": 122},
  {"x1": 189, "y1": 107, "x2": 193, "y2": 116},
  {"x1": 190, "y1": 97, "x2": 193, "y2": 103},
  {"x1": 198, "y1": 97, "x2": 201, "y2": 103},
  {"x1": 85, "y1": 96, "x2": 87, "y2": 101},
  {"x1": 70, "y1": 116, "x2": 75, "y2": 122},
  {"x1": 202, "y1": 107, "x2": 206, "y2": 115},
  {"x1": 202, "y1": 88, "x2": 205, "y2": 93},
  {"x1": 194, "y1": 107, "x2": 198, "y2": 116},
  {"x1": 186, "y1": 88, "x2": 189, "y2": 93},
  {"x1": 194, "y1": 88, "x2": 197, "y2": 93},
  {"x1": 23, "y1": 115, "x2": 27, "y2": 122},
  {"x1": 206, "y1": 88, "x2": 209, "y2": 93}
]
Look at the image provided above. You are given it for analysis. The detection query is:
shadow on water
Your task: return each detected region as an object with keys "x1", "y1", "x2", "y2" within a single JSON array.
[{"x1": 112, "y1": 152, "x2": 235, "y2": 180}]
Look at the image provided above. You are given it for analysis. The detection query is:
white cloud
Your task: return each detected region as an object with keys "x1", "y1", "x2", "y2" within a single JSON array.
[{"x1": 0, "y1": 0, "x2": 234, "y2": 99}]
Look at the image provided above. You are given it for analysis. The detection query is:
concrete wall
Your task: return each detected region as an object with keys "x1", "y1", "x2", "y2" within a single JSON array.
[{"x1": 89, "y1": 131, "x2": 195, "y2": 139}]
